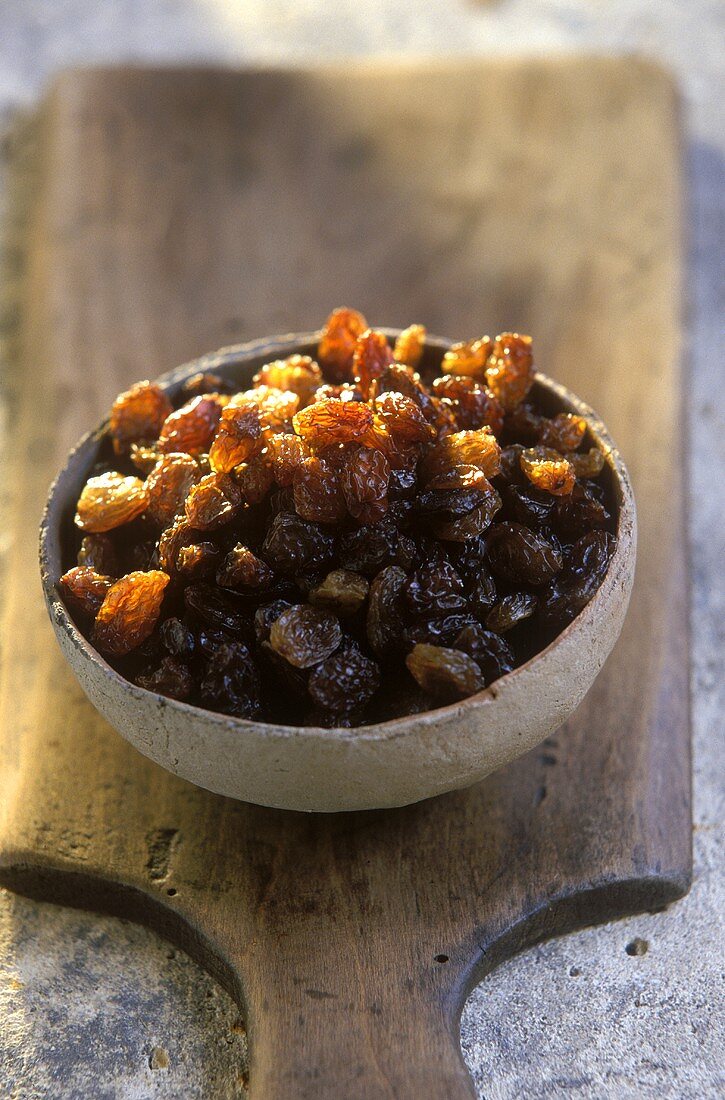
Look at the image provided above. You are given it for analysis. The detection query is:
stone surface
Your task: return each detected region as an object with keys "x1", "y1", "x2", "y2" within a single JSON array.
[{"x1": 0, "y1": 1, "x2": 722, "y2": 1098}]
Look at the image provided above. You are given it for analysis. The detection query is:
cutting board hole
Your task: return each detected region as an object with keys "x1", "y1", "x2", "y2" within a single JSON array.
[
  {"x1": 434, "y1": 954, "x2": 449, "y2": 964},
  {"x1": 625, "y1": 937, "x2": 649, "y2": 956}
]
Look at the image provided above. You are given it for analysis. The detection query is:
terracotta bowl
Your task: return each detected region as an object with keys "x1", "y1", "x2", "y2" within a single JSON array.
[{"x1": 40, "y1": 332, "x2": 636, "y2": 812}]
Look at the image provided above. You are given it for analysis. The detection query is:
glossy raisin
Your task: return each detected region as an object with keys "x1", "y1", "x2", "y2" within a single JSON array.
[
  {"x1": 200, "y1": 642, "x2": 261, "y2": 718},
  {"x1": 406, "y1": 643, "x2": 484, "y2": 700},
  {"x1": 393, "y1": 324, "x2": 426, "y2": 369},
  {"x1": 486, "y1": 522, "x2": 562, "y2": 586},
  {"x1": 485, "y1": 333, "x2": 534, "y2": 411},
  {"x1": 253, "y1": 355, "x2": 323, "y2": 406},
  {"x1": 352, "y1": 329, "x2": 394, "y2": 397},
  {"x1": 75, "y1": 473, "x2": 149, "y2": 533},
  {"x1": 185, "y1": 472, "x2": 241, "y2": 530},
  {"x1": 520, "y1": 447, "x2": 575, "y2": 497},
  {"x1": 158, "y1": 395, "x2": 223, "y2": 455},
  {"x1": 76, "y1": 533, "x2": 119, "y2": 576},
  {"x1": 366, "y1": 565, "x2": 407, "y2": 657},
  {"x1": 485, "y1": 592, "x2": 538, "y2": 634},
  {"x1": 146, "y1": 453, "x2": 201, "y2": 526},
  {"x1": 453, "y1": 623, "x2": 514, "y2": 684},
  {"x1": 137, "y1": 657, "x2": 193, "y2": 701},
  {"x1": 110, "y1": 380, "x2": 172, "y2": 455},
  {"x1": 309, "y1": 570, "x2": 369, "y2": 616},
  {"x1": 269, "y1": 605, "x2": 342, "y2": 668},
  {"x1": 308, "y1": 642, "x2": 381, "y2": 714},
  {"x1": 217, "y1": 544, "x2": 273, "y2": 590},
  {"x1": 318, "y1": 307, "x2": 369, "y2": 382},
  {"x1": 93, "y1": 570, "x2": 170, "y2": 655},
  {"x1": 340, "y1": 445, "x2": 390, "y2": 525},
  {"x1": 59, "y1": 566, "x2": 114, "y2": 618}
]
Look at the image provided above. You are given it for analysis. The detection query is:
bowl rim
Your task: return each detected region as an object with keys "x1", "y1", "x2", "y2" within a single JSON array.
[{"x1": 40, "y1": 329, "x2": 636, "y2": 744}]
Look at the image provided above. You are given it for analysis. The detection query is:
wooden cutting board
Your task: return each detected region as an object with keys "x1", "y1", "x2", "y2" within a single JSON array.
[{"x1": 0, "y1": 62, "x2": 689, "y2": 1098}]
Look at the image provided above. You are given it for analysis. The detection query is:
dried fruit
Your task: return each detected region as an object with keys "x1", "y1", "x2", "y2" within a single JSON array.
[
  {"x1": 253, "y1": 355, "x2": 323, "y2": 406},
  {"x1": 340, "y1": 446, "x2": 390, "y2": 524},
  {"x1": 185, "y1": 472, "x2": 241, "y2": 530},
  {"x1": 353, "y1": 329, "x2": 394, "y2": 397},
  {"x1": 520, "y1": 447, "x2": 575, "y2": 497},
  {"x1": 93, "y1": 570, "x2": 170, "y2": 655},
  {"x1": 421, "y1": 428, "x2": 501, "y2": 481},
  {"x1": 209, "y1": 403, "x2": 262, "y2": 472},
  {"x1": 485, "y1": 332, "x2": 534, "y2": 411},
  {"x1": 76, "y1": 534, "x2": 119, "y2": 576},
  {"x1": 146, "y1": 453, "x2": 201, "y2": 526},
  {"x1": 393, "y1": 324, "x2": 426, "y2": 369},
  {"x1": 309, "y1": 570, "x2": 369, "y2": 616},
  {"x1": 75, "y1": 473, "x2": 148, "y2": 533},
  {"x1": 308, "y1": 642, "x2": 381, "y2": 715},
  {"x1": 110, "y1": 380, "x2": 172, "y2": 455},
  {"x1": 137, "y1": 657, "x2": 193, "y2": 701},
  {"x1": 318, "y1": 307, "x2": 368, "y2": 382},
  {"x1": 159, "y1": 395, "x2": 223, "y2": 455},
  {"x1": 200, "y1": 642, "x2": 261, "y2": 718},
  {"x1": 217, "y1": 544, "x2": 273, "y2": 590},
  {"x1": 485, "y1": 593, "x2": 538, "y2": 634},
  {"x1": 486, "y1": 522, "x2": 562, "y2": 586},
  {"x1": 60, "y1": 566, "x2": 114, "y2": 618},
  {"x1": 432, "y1": 375, "x2": 504, "y2": 434},
  {"x1": 67, "y1": 308, "x2": 616, "y2": 725},
  {"x1": 269, "y1": 605, "x2": 342, "y2": 668},
  {"x1": 406, "y1": 644, "x2": 484, "y2": 699},
  {"x1": 293, "y1": 398, "x2": 373, "y2": 448},
  {"x1": 366, "y1": 565, "x2": 407, "y2": 657}
]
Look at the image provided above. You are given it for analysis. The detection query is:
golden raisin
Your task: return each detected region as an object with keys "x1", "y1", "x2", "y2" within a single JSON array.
[
  {"x1": 60, "y1": 566, "x2": 114, "y2": 618},
  {"x1": 405, "y1": 643, "x2": 485, "y2": 699},
  {"x1": 293, "y1": 456, "x2": 346, "y2": 524},
  {"x1": 353, "y1": 329, "x2": 394, "y2": 397},
  {"x1": 185, "y1": 472, "x2": 241, "y2": 529},
  {"x1": 318, "y1": 307, "x2": 368, "y2": 382},
  {"x1": 309, "y1": 570, "x2": 369, "y2": 616},
  {"x1": 158, "y1": 395, "x2": 223, "y2": 454},
  {"x1": 520, "y1": 446, "x2": 575, "y2": 496},
  {"x1": 293, "y1": 397, "x2": 373, "y2": 448},
  {"x1": 209, "y1": 402, "x2": 262, "y2": 472},
  {"x1": 421, "y1": 428, "x2": 501, "y2": 481},
  {"x1": 570, "y1": 447, "x2": 605, "y2": 478},
  {"x1": 146, "y1": 453, "x2": 201, "y2": 526},
  {"x1": 75, "y1": 472, "x2": 148, "y2": 533},
  {"x1": 93, "y1": 570, "x2": 170, "y2": 655},
  {"x1": 393, "y1": 324, "x2": 426, "y2": 369},
  {"x1": 340, "y1": 445, "x2": 390, "y2": 525},
  {"x1": 441, "y1": 338, "x2": 492, "y2": 381},
  {"x1": 253, "y1": 355, "x2": 323, "y2": 407},
  {"x1": 539, "y1": 413, "x2": 587, "y2": 452},
  {"x1": 109, "y1": 380, "x2": 172, "y2": 455},
  {"x1": 485, "y1": 333, "x2": 534, "y2": 411}
]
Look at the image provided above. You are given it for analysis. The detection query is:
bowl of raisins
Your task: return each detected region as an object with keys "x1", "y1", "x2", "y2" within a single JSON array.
[{"x1": 40, "y1": 310, "x2": 635, "y2": 812}]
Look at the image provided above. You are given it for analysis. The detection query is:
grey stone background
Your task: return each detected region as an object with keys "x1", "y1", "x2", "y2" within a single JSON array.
[{"x1": 0, "y1": 2, "x2": 722, "y2": 1098}]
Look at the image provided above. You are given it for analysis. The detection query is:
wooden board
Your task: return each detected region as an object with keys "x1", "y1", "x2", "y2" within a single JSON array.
[{"x1": 0, "y1": 62, "x2": 689, "y2": 1098}]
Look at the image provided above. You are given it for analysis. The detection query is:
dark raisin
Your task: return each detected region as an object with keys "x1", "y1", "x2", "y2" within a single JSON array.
[
  {"x1": 485, "y1": 593, "x2": 538, "y2": 633},
  {"x1": 200, "y1": 642, "x2": 261, "y2": 718},
  {"x1": 486, "y1": 522, "x2": 562, "y2": 586}
]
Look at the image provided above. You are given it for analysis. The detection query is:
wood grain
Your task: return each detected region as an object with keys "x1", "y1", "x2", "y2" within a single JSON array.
[{"x1": 0, "y1": 61, "x2": 689, "y2": 1098}]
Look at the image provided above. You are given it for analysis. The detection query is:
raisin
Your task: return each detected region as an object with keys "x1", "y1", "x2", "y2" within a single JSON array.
[
  {"x1": 366, "y1": 565, "x2": 407, "y2": 657},
  {"x1": 441, "y1": 338, "x2": 492, "y2": 381},
  {"x1": 59, "y1": 566, "x2": 114, "y2": 618},
  {"x1": 568, "y1": 531, "x2": 616, "y2": 581},
  {"x1": 146, "y1": 453, "x2": 201, "y2": 526},
  {"x1": 209, "y1": 402, "x2": 262, "y2": 472},
  {"x1": 538, "y1": 533, "x2": 615, "y2": 628},
  {"x1": 181, "y1": 371, "x2": 230, "y2": 397},
  {"x1": 503, "y1": 484, "x2": 557, "y2": 527},
  {"x1": 266, "y1": 433, "x2": 310, "y2": 487},
  {"x1": 467, "y1": 570, "x2": 498, "y2": 618},
  {"x1": 340, "y1": 445, "x2": 390, "y2": 524},
  {"x1": 233, "y1": 457, "x2": 275, "y2": 504},
  {"x1": 407, "y1": 614, "x2": 477, "y2": 647},
  {"x1": 520, "y1": 447, "x2": 575, "y2": 497},
  {"x1": 486, "y1": 522, "x2": 562, "y2": 586},
  {"x1": 339, "y1": 520, "x2": 399, "y2": 575},
  {"x1": 432, "y1": 375, "x2": 505, "y2": 434},
  {"x1": 318, "y1": 307, "x2": 369, "y2": 382},
  {"x1": 406, "y1": 643, "x2": 484, "y2": 700},
  {"x1": 307, "y1": 641, "x2": 381, "y2": 714},
  {"x1": 185, "y1": 472, "x2": 241, "y2": 530},
  {"x1": 309, "y1": 570, "x2": 369, "y2": 616},
  {"x1": 539, "y1": 413, "x2": 587, "y2": 452},
  {"x1": 175, "y1": 542, "x2": 220, "y2": 579},
  {"x1": 200, "y1": 642, "x2": 261, "y2": 718},
  {"x1": 158, "y1": 395, "x2": 223, "y2": 455},
  {"x1": 431, "y1": 488, "x2": 502, "y2": 542},
  {"x1": 217, "y1": 544, "x2": 273, "y2": 589},
  {"x1": 393, "y1": 324, "x2": 426, "y2": 369},
  {"x1": 406, "y1": 560, "x2": 466, "y2": 615},
  {"x1": 254, "y1": 599, "x2": 293, "y2": 643},
  {"x1": 137, "y1": 657, "x2": 193, "y2": 701},
  {"x1": 158, "y1": 516, "x2": 198, "y2": 573},
  {"x1": 553, "y1": 481, "x2": 610, "y2": 537},
  {"x1": 129, "y1": 445, "x2": 163, "y2": 475},
  {"x1": 485, "y1": 593, "x2": 538, "y2": 633},
  {"x1": 570, "y1": 448, "x2": 605, "y2": 479},
  {"x1": 421, "y1": 428, "x2": 501, "y2": 481},
  {"x1": 373, "y1": 391, "x2": 434, "y2": 445},
  {"x1": 75, "y1": 473, "x2": 149, "y2": 533},
  {"x1": 269, "y1": 605, "x2": 342, "y2": 668},
  {"x1": 453, "y1": 623, "x2": 514, "y2": 684},
  {"x1": 77, "y1": 533, "x2": 119, "y2": 576},
  {"x1": 352, "y1": 329, "x2": 394, "y2": 397},
  {"x1": 293, "y1": 456, "x2": 346, "y2": 524},
  {"x1": 253, "y1": 355, "x2": 323, "y2": 406},
  {"x1": 109, "y1": 380, "x2": 172, "y2": 455},
  {"x1": 261, "y1": 511, "x2": 335, "y2": 574},
  {"x1": 93, "y1": 570, "x2": 170, "y2": 655},
  {"x1": 389, "y1": 466, "x2": 418, "y2": 499},
  {"x1": 184, "y1": 584, "x2": 254, "y2": 640},
  {"x1": 485, "y1": 333, "x2": 534, "y2": 411},
  {"x1": 416, "y1": 465, "x2": 493, "y2": 516},
  {"x1": 293, "y1": 397, "x2": 373, "y2": 448},
  {"x1": 159, "y1": 617, "x2": 196, "y2": 658},
  {"x1": 231, "y1": 386, "x2": 299, "y2": 434}
]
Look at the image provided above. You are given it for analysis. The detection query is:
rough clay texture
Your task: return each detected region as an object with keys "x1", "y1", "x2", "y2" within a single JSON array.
[{"x1": 0, "y1": 2, "x2": 723, "y2": 1098}]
